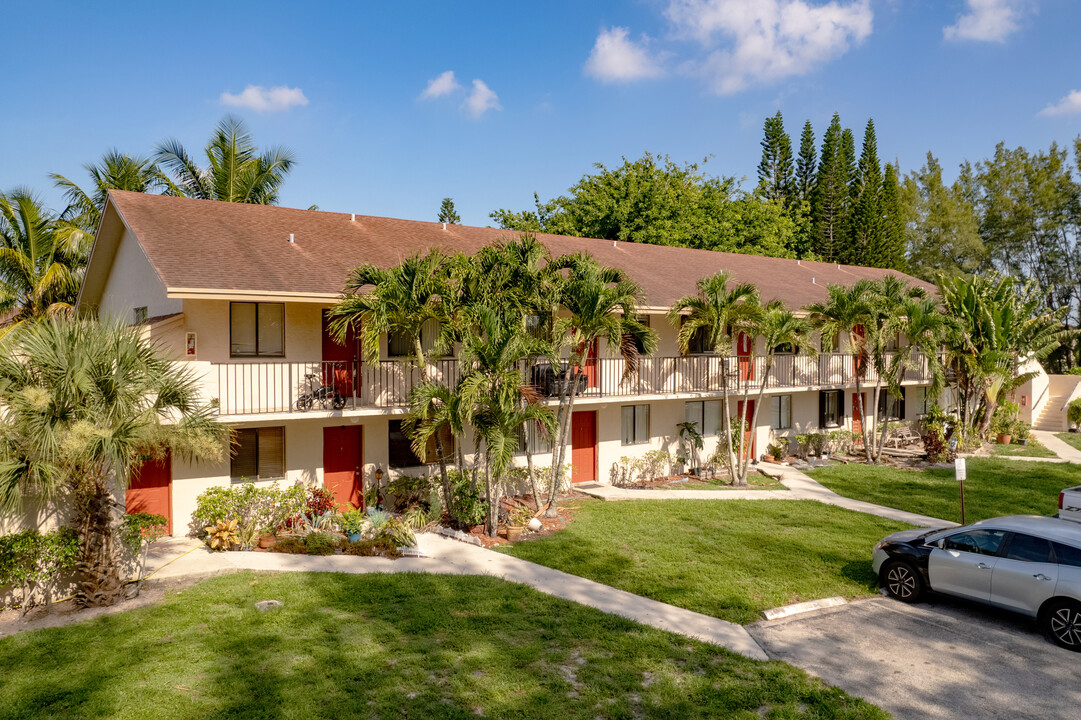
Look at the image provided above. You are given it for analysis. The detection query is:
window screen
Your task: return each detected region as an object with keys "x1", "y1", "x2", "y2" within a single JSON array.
[
  {"x1": 518, "y1": 421, "x2": 553, "y2": 454},
  {"x1": 686, "y1": 401, "x2": 723, "y2": 436}
]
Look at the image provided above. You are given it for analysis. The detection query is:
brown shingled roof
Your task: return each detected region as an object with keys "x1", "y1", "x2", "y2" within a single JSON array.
[{"x1": 103, "y1": 190, "x2": 934, "y2": 309}]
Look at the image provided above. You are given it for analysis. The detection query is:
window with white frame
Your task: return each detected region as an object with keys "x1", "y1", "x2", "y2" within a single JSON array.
[
  {"x1": 621, "y1": 404, "x2": 650, "y2": 445},
  {"x1": 771, "y1": 395, "x2": 792, "y2": 430},
  {"x1": 231, "y1": 427, "x2": 285, "y2": 481},
  {"x1": 685, "y1": 400, "x2": 724, "y2": 436},
  {"x1": 517, "y1": 421, "x2": 552, "y2": 454},
  {"x1": 820, "y1": 390, "x2": 842, "y2": 428},
  {"x1": 878, "y1": 388, "x2": 906, "y2": 421}
]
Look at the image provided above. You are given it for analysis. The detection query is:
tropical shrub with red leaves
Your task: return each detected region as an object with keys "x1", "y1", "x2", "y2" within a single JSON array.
[{"x1": 305, "y1": 486, "x2": 338, "y2": 517}]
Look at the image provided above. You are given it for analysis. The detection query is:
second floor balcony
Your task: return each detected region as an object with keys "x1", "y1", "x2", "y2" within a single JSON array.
[{"x1": 206, "y1": 352, "x2": 933, "y2": 418}]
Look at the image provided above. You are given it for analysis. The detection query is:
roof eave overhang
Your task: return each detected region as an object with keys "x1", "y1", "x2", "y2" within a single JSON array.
[{"x1": 165, "y1": 288, "x2": 344, "y2": 303}]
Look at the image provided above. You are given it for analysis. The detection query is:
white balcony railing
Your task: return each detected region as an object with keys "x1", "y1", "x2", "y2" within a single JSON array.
[{"x1": 206, "y1": 352, "x2": 931, "y2": 417}]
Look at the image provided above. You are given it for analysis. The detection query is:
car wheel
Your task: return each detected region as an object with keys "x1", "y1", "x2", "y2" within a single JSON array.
[
  {"x1": 882, "y1": 560, "x2": 923, "y2": 602},
  {"x1": 1041, "y1": 599, "x2": 1081, "y2": 652}
]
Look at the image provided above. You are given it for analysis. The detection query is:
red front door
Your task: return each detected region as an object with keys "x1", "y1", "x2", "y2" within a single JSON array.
[
  {"x1": 323, "y1": 425, "x2": 363, "y2": 509},
  {"x1": 852, "y1": 393, "x2": 865, "y2": 437},
  {"x1": 853, "y1": 324, "x2": 866, "y2": 374},
  {"x1": 127, "y1": 453, "x2": 172, "y2": 535},
  {"x1": 570, "y1": 410, "x2": 597, "y2": 483},
  {"x1": 737, "y1": 332, "x2": 754, "y2": 381},
  {"x1": 575, "y1": 339, "x2": 599, "y2": 389},
  {"x1": 322, "y1": 310, "x2": 359, "y2": 400},
  {"x1": 735, "y1": 400, "x2": 756, "y2": 460}
]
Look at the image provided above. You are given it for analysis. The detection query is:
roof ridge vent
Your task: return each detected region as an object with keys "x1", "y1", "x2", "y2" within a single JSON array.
[
  {"x1": 797, "y1": 259, "x2": 801, "y2": 265},
  {"x1": 288, "y1": 233, "x2": 295, "y2": 243},
  {"x1": 351, "y1": 213, "x2": 355, "y2": 222},
  {"x1": 442, "y1": 222, "x2": 447, "y2": 231},
  {"x1": 812, "y1": 277, "x2": 816, "y2": 284}
]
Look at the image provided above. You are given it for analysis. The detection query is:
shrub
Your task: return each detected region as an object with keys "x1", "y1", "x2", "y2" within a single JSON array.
[
  {"x1": 403, "y1": 505, "x2": 428, "y2": 530},
  {"x1": 305, "y1": 486, "x2": 338, "y2": 517},
  {"x1": 303, "y1": 532, "x2": 339, "y2": 556},
  {"x1": 191, "y1": 482, "x2": 306, "y2": 547},
  {"x1": 1068, "y1": 399, "x2": 1081, "y2": 427},
  {"x1": 0, "y1": 527, "x2": 79, "y2": 615},
  {"x1": 343, "y1": 537, "x2": 402, "y2": 558},
  {"x1": 377, "y1": 516, "x2": 417, "y2": 548},
  {"x1": 386, "y1": 474, "x2": 433, "y2": 512},
  {"x1": 794, "y1": 434, "x2": 812, "y2": 459},
  {"x1": 269, "y1": 537, "x2": 307, "y2": 554},
  {"x1": 339, "y1": 508, "x2": 367, "y2": 535},
  {"x1": 448, "y1": 476, "x2": 487, "y2": 528}
]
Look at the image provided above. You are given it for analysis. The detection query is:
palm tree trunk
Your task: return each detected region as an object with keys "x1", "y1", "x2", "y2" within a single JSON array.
[
  {"x1": 743, "y1": 355, "x2": 773, "y2": 482},
  {"x1": 525, "y1": 443, "x2": 540, "y2": 511},
  {"x1": 415, "y1": 337, "x2": 452, "y2": 513},
  {"x1": 720, "y1": 355, "x2": 737, "y2": 485},
  {"x1": 545, "y1": 355, "x2": 579, "y2": 517}
]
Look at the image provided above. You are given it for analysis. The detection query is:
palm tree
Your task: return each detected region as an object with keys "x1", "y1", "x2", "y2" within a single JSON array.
[
  {"x1": 0, "y1": 190, "x2": 90, "y2": 335},
  {"x1": 50, "y1": 150, "x2": 165, "y2": 231},
  {"x1": 328, "y1": 249, "x2": 458, "y2": 504},
  {"x1": 155, "y1": 116, "x2": 296, "y2": 204},
  {"x1": 668, "y1": 272, "x2": 762, "y2": 485},
  {"x1": 454, "y1": 306, "x2": 554, "y2": 535},
  {"x1": 733, "y1": 301, "x2": 815, "y2": 483},
  {"x1": 805, "y1": 281, "x2": 876, "y2": 461},
  {"x1": 544, "y1": 256, "x2": 654, "y2": 516},
  {"x1": 876, "y1": 296, "x2": 947, "y2": 461},
  {"x1": 0, "y1": 317, "x2": 228, "y2": 606}
]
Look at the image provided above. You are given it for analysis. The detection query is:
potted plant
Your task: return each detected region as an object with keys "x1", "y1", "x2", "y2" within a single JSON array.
[
  {"x1": 258, "y1": 526, "x2": 277, "y2": 549},
  {"x1": 505, "y1": 506, "x2": 532, "y2": 542},
  {"x1": 340, "y1": 508, "x2": 367, "y2": 542}
]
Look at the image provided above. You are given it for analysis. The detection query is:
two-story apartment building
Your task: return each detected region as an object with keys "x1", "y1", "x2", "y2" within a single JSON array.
[{"x1": 78, "y1": 191, "x2": 937, "y2": 534}]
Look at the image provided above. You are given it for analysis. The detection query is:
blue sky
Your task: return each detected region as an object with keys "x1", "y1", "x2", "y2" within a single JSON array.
[{"x1": 3, "y1": 0, "x2": 1080, "y2": 226}]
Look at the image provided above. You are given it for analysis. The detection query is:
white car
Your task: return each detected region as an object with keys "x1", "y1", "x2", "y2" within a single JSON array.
[{"x1": 872, "y1": 515, "x2": 1081, "y2": 651}]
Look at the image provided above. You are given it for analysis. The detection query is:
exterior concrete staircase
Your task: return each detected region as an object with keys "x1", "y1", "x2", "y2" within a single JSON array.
[{"x1": 1033, "y1": 385, "x2": 1077, "y2": 432}]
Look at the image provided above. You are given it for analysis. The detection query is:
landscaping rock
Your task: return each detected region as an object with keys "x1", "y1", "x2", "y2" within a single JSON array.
[
  {"x1": 527, "y1": 518, "x2": 542, "y2": 532},
  {"x1": 255, "y1": 600, "x2": 282, "y2": 612}
]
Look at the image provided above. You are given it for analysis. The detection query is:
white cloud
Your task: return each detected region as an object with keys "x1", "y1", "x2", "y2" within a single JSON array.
[
  {"x1": 1039, "y1": 90, "x2": 1081, "y2": 117},
  {"x1": 420, "y1": 70, "x2": 461, "y2": 99},
  {"x1": 584, "y1": 26, "x2": 665, "y2": 82},
  {"x1": 944, "y1": 0, "x2": 1030, "y2": 43},
  {"x1": 463, "y1": 79, "x2": 501, "y2": 118},
  {"x1": 664, "y1": 0, "x2": 873, "y2": 94},
  {"x1": 219, "y1": 85, "x2": 308, "y2": 112}
]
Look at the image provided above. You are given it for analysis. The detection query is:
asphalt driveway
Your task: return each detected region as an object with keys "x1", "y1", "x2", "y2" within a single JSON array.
[{"x1": 748, "y1": 595, "x2": 1080, "y2": 720}]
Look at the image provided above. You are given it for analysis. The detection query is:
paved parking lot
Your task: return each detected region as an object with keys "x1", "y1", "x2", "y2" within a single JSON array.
[{"x1": 748, "y1": 595, "x2": 1080, "y2": 720}]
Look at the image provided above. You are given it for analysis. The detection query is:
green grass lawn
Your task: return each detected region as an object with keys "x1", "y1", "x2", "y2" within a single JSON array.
[
  {"x1": 0, "y1": 573, "x2": 888, "y2": 720},
  {"x1": 670, "y1": 474, "x2": 787, "y2": 491},
  {"x1": 501, "y1": 500, "x2": 909, "y2": 625},
  {"x1": 1055, "y1": 432, "x2": 1081, "y2": 453},
  {"x1": 988, "y1": 441, "x2": 1056, "y2": 458},
  {"x1": 809, "y1": 457, "x2": 1081, "y2": 524}
]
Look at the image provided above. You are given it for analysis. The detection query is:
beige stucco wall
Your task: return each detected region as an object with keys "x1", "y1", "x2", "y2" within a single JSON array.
[{"x1": 98, "y1": 227, "x2": 181, "y2": 323}]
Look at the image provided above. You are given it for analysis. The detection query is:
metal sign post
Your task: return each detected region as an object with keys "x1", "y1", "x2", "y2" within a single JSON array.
[{"x1": 954, "y1": 458, "x2": 967, "y2": 525}]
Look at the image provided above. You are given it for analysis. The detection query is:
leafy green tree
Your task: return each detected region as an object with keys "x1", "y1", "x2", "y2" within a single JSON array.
[
  {"x1": 796, "y1": 120, "x2": 817, "y2": 202},
  {"x1": 811, "y1": 114, "x2": 850, "y2": 262},
  {"x1": 757, "y1": 111, "x2": 794, "y2": 204},
  {"x1": 155, "y1": 116, "x2": 295, "y2": 204},
  {"x1": 849, "y1": 120, "x2": 883, "y2": 266},
  {"x1": 50, "y1": 151, "x2": 165, "y2": 231},
  {"x1": 437, "y1": 197, "x2": 461, "y2": 225},
  {"x1": 490, "y1": 153, "x2": 799, "y2": 257},
  {"x1": 903, "y1": 153, "x2": 987, "y2": 280},
  {"x1": 0, "y1": 190, "x2": 90, "y2": 334},
  {"x1": 0, "y1": 318, "x2": 227, "y2": 606}
]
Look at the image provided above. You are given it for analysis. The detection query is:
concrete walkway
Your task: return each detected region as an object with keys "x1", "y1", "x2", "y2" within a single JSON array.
[
  {"x1": 576, "y1": 465, "x2": 958, "y2": 528},
  {"x1": 143, "y1": 533, "x2": 769, "y2": 661},
  {"x1": 1031, "y1": 430, "x2": 1081, "y2": 463}
]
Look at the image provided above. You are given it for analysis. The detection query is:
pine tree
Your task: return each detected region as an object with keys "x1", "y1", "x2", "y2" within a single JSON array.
[
  {"x1": 757, "y1": 111, "x2": 794, "y2": 203},
  {"x1": 811, "y1": 114, "x2": 849, "y2": 262},
  {"x1": 437, "y1": 197, "x2": 461, "y2": 224},
  {"x1": 877, "y1": 162, "x2": 907, "y2": 270},
  {"x1": 850, "y1": 119, "x2": 883, "y2": 266},
  {"x1": 796, "y1": 120, "x2": 817, "y2": 202}
]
